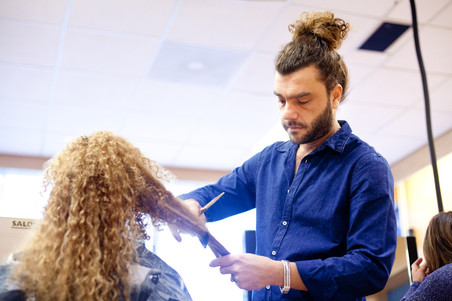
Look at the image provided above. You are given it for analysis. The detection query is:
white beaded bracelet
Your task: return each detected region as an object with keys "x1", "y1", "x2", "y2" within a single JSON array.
[{"x1": 280, "y1": 260, "x2": 290, "y2": 294}]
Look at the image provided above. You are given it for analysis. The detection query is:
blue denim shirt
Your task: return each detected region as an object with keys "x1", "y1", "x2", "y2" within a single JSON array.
[{"x1": 180, "y1": 121, "x2": 397, "y2": 301}]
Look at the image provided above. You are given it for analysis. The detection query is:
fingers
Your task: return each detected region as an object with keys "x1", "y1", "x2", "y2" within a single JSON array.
[
  {"x1": 210, "y1": 254, "x2": 234, "y2": 268},
  {"x1": 418, "y1": 262, "x2": 428, "y2": 273},
  {"x1": 411, "y1": 258, "x2": 428, "y2": 283},
  {"x1": 181, "y1": 198, "x2": 207, "y2": 223},
  {"x1": 183, "y1": 199, "x2": 203, "y2": 214},
  {"x1": 411, "y1": 257, "x2": 423, "y2": 270},
  {"x1": 212, "y1": 258, "x2": 239, "y2": 287}
]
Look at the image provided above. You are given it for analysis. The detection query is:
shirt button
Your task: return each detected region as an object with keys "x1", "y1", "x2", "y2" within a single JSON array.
[
  {"x1": 282, "y1": 221, "x2": 287, "y2": 226},
  {"x1": 266, "y1": 285, "x2": 270, "y2": 289},
  {"x1": 305, "y1": 159, "x2": 308, "y2": 163},
  {"x1": 272, "y1": 251, "x2": 276, "y2": 255}
]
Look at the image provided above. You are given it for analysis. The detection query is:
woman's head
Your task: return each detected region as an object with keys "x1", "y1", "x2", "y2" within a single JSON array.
[
  {"x1": 423, "y1": 211, "x2": 452, "y2": 272},
  {"x1": 275, "y1": 11, "x2": 350, "y2": 102},
  {"x1": 12, "y1": 131, "x2": 207, "y2": 301},
  {"x1": 42, "y1": 131, "x2": 201, "y2": 239}
]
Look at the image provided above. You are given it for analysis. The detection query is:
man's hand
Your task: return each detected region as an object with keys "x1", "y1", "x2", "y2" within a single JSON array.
[
  {"x1": 209, "y1": 253, "x2": 283, "y2": 291},
  {"x1": 411, "y1": 257, "x2": 429, "y2": 282},
  {"x1": 169, "y1": 198, "x2": 206, "y2": 242}
]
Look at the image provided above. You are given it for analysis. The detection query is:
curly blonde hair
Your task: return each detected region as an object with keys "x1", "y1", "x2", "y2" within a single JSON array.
[{"x1": 11, "y1": 131, "x2": 209, "y2": 301}]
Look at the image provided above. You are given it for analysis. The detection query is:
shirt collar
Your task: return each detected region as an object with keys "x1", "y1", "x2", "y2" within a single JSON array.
[{"x1": 276, "y1": 120, "x2": 352, "y2": 154}]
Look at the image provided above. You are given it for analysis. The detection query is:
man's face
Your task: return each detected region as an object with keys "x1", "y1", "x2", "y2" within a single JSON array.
[{"x1": 273, "y1": 65, "x2": 339, "y2": 145}]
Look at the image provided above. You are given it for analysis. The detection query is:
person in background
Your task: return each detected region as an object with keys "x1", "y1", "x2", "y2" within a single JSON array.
[
  {"x1": 176, "y1": 11, "x2": 397, "y2": 300},
  {"x1": 401, "y1": 211, "x2": 452, "y2": 301},
  {"x1": 0, "y1": 131, "x2": 209, "y2": 301}
]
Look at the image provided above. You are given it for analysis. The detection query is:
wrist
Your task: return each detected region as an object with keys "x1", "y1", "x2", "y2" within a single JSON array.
[{"x1": 280, "y1": 260, "x2": 290, "y2": 294}]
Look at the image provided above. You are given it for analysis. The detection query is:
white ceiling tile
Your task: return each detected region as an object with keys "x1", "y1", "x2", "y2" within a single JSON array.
[
  {"x1": 172, "y1": 144, "x2": 247, "y2": 170},
  {"x1": 256, "y1": 4, "x2": 315, "y2": 53},
  {"x1": 366, "y1": 133, "x2": 427, "y2": 166},
  {"x1": 384, "y1": 26, "x2": 452, "y2": 75},
  {"x1": 0, "y1": 20, "x2": 60, "y2": 66},
  {"x1": 217, "y1": 91, "x2": 279, "y2": 126},
  {"x1": 377, "y1": 107, "x2": 452, "y2": 140},
  {"x1": 60, "y1": 30, "x2": 158, "y2": 76},
  {"x1": 54, "y1": 71, "x2": 139, "y2": 108},
  {"x1": 431, "y1": 2, "x2": 452, "y2": 28},
  {"x1": 344, "y1": 50, "x2": 388, "y2": 69},
  {"x1": 121, "y1": 110, "x2": 197, "y2": 142},
  {"x1": 186, "y1": 115, "x2": 274, "y2": 151},
  {"x1": 1, "y1": 0, "x2": 452, "y2": 172},
  {"x1": 0, "y1": 65, "x2": 53, "y2": 101},
  {"x1": 0, "y1": 99, "x2": 47, "y2": 130},
  {"x1": 182, "y1": 91, "x2": 280, "y2": 151},
  {"x1": 40, "y1": 132, "x2": 79, "y2": 157},
  {"x1": 386, "y1": 0, "x2": 451, "y2": 24},
  {"x1": 133, "y1": 80, "x2": 221, "y2": 116},
  {"x1": 230, "y1": 53, "x2": 275, "y2": 94},
  {"x1": 124, "y1": 138, "x2": 182, "y2": 167},
  {"x1": 45, "y1": 104, "x2": 125, "y2": 134},
  {"x1": 0, "y1": 0, "x2": 66, "y2": 24},
  {"x1": 336, "y1": 101, "x2": 404, "y2": 139},
  {"x1": 346, "y1": 63, "x2": 378, "y2": 90},
  {"x1": 428, "y1": 77, "x2": 452, "y2": 113},
  {"x1": 347, "y1": 67, "x2": 446, "y2": 107},
  {"x1": 0, "y1": 127, "x2": 43, "y2": 156},
  {"x1": 291, "y1": 0, "x2": 397, "y2": 18},
  {"x1": 432, "y1": 112, "x2": 452, "y2": 137},
  {"x1": 69, "y1": 0, "x2": 178, "y2": 36},
  {"x1": 167, "y1": 0, "x2": 285, "y2": 50}
]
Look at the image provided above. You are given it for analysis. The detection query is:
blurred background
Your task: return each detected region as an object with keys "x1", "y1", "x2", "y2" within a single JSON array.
[{"x1": 1, "y1": 0, "x2": 451, "y2": 300}]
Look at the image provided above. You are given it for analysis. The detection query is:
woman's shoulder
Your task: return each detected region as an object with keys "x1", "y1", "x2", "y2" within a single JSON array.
[
  {"x1": 430, "y1": 262, "x2": 452, "y2": 278},
  {"x1": 421, "y1": 263, "x2": 452, "y2": 291},
  {"x1": 0, "y1": 264, "x2": 26, "y2": 301},
  {"x1": 130, "y1": 245, "x2": 192, "y2": 301}
]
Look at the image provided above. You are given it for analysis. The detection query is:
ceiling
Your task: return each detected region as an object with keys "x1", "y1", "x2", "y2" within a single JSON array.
[{"x1": 1, "y1": 0, "x2": 452, "y2": 172}]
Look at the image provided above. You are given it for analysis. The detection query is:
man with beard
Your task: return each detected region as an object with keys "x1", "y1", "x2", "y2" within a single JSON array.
[{"x1": 177, "y1": 11, "x2": 397, "y2": 301}]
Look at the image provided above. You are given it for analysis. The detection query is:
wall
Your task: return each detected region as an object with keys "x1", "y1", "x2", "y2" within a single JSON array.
[{"x1": 0, "y1": 217, "x2": 36, "y2": 263}]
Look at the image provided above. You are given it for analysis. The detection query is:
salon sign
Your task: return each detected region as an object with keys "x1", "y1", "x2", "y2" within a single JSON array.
[{"x1": 11, "y1": 219, "x2": 35, "y2": 229}]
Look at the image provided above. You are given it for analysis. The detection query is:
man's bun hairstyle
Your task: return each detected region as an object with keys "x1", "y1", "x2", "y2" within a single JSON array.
[{"x1": 276, "y1": 11, "x2": 350, "y2": 102}]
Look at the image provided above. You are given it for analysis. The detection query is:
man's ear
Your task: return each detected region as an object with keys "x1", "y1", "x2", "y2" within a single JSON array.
[{"x1": 330, "y1": 84, "x2": 343, "y2": 109}]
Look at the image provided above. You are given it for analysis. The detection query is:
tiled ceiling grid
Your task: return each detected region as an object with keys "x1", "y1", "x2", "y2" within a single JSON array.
[{"x1": 1, "y1": 0, "x2": 452, "y2": 171}]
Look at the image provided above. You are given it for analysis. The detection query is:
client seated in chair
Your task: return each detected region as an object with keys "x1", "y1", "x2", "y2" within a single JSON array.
[
  {"x1": 0, "y1": 131, "x2": 209, "y2": 301},
  {"x1": 401, "y1": 211, "x2": 452, "y2": 301}
]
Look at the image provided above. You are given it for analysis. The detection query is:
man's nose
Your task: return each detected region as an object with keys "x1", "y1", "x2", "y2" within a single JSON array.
[{"x1": 281, "y1": 102, "x2": 298, "y2": 120}]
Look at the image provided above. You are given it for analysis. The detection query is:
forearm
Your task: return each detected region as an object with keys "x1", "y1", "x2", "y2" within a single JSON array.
[
  {"x1": 210, "y1": 254, "x2": 307, "y2": 292},
  {"x1": 290, "y1": 262, "x2": 307, "y2": 291},
  {"x1": 261, "y1": 260, "x2": 307, "y2": 291}
]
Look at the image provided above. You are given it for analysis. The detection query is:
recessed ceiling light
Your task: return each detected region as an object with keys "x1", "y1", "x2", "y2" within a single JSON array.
[{"x1": 187, "y1": 61, "x2": 205, "y2": 70}]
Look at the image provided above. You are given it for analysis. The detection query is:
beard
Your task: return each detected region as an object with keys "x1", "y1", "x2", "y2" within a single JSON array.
[{"x1": 283, "y1": 100, "x2": 334, "y2": 145}]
